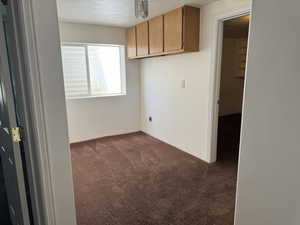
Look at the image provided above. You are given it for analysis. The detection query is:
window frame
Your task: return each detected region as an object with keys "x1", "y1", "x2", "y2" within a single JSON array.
[{"x1": 61, "y1": 42, "x2": 127, "y2": 100}]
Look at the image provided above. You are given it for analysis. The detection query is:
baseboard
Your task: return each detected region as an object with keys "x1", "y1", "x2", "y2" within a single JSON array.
[
  {"x1": 141, "y1": 130, "x2": 208, "y2": 163},
  {"x1": 69, "y1": 130, "x2": 143, "y2": 145}
]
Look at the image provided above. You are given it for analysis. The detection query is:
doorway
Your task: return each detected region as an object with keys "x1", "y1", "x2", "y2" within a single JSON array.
[
  {"x1": 208, "y1": 11, "x2": 251, "y2": 163},
  {"x1": 206, "y1": 14, "x2": 250, "y2": 224},
  {"x1": 217, "y1": 15, "x2": 250, "y2": 162}
]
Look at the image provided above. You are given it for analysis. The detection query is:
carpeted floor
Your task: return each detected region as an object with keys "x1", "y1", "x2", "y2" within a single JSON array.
[{"x1": 70, "y1": 115, "x2": 241, "y2": 225}]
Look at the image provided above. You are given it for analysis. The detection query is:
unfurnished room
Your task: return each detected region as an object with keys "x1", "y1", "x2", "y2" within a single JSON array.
[
  {"x1": 3, "y1": 1, "x2": 300, "y2": 225},
  {"x1": 54, "y1": 0, "x2": 251, "y2": 225}
]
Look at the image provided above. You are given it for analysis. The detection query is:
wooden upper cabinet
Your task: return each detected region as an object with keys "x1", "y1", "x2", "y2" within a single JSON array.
[
  {"x1": 126, "y1": 5, "x2": 200, "y2": 59},
  {"x1": 136, "y1": 21, "x2": 149, "y2": 56},
  {"x1": 127, "y1": 27, "x2": 136, "y2": 58},
  {"x1": 164, "y1": 8, "x2": 183, "y2": 52},
  {"x1": 149, "y1": 15, "x2": 164, "y2": 54}
]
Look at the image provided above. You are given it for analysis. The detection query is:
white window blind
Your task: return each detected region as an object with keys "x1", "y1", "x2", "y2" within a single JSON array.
[
  {"x1": 61, "y1": 46, "x2": 89, "y2": 98},
  {"x1": 61, "y1": 44, "x2": 126, "y2": 99}
]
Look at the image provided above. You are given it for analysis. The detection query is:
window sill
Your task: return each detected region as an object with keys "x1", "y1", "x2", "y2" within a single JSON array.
[{"x1": 66, "y1": 93, "x2": 126, "y2": 100}]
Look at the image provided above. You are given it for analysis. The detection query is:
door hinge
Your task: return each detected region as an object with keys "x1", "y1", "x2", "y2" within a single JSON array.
[{"x1": 11, "y1": 127, "x2": 22, "y2": 143}]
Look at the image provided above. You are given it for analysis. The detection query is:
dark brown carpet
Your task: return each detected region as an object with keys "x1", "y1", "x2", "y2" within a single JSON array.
[{"x1": 71, "y1": 117, "x2": 240, "y2": 225}]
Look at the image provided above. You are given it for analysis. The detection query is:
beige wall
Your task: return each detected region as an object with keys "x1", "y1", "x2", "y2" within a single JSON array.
[
  {"x1": 219, "y1": 38, "x2": 245, "y2": 116},
  {"x1": 141, "y1": 0, "x2": 252, "y2": 161},
  {"x1": 59, "y1": 22, "x2": 141, "y2": 143}
]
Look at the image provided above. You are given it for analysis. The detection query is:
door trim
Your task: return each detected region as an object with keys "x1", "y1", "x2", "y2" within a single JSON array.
[
  {"x1": 7, "y1": 1, "x2": 57, "y2": 225},
  {"x1": 10, "y1": 0, "x2": 77, "y2": 225},
  {"x1": 206, "y1": 6, "x2": 252, "y2": 163}
]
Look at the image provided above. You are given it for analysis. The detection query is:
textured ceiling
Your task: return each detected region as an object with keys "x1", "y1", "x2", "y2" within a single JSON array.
[{"x1": 57, "y1": 0, "x2": 217, "y2": 27}]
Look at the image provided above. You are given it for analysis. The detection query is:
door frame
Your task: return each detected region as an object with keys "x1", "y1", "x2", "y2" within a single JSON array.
[
  {"x1": 207, "y1": 7, "x2": 252, "y2": 163},
  {"x1": 3, "y1": 1, "x2": 56, "y2": 225},
  {"x1": 7, "y1": 0, "x2": 77, "y2": 225}
]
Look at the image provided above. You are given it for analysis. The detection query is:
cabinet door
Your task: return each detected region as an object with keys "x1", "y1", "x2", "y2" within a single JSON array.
[
  {"x1": 164, "y1": 7, "x2": 183, "y2": 52},
  {"x1": 127, "y1": 26, "x2": 137, "y2": 58},
  {"x1": 149, "y1": 15, "x2": 163, "y2": 54},
  {"x1": 136, "y1": 22, "x2": 149, "y2": 56},
  {"x1": 182, "y1": 6, "x2": 200, "y2": 52}
]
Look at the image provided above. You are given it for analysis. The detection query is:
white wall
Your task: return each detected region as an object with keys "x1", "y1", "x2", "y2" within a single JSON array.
[
  {"x1": 59, "y1": 22, "x2": 140, "y2": 143},
  {"x1": 235, "y1": 0, "x2": 300, "y2": 224},
  {"x1": 141, "y1": 0, "x2": 251, "y2": 161}
]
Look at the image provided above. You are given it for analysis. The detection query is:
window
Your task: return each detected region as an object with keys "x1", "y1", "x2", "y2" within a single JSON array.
[{"x1": 61, "y1": 44, "x2": 126, "y2": 99}]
